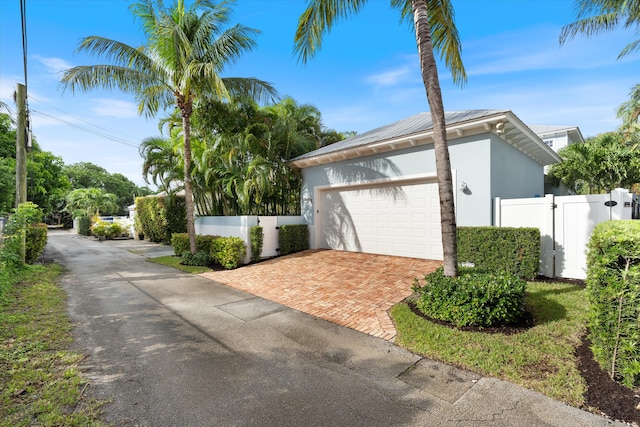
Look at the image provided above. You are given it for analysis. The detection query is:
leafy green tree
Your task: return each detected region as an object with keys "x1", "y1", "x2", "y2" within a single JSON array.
[
  {"x1": 560, "y1": 0, "x2": 640, "y2": 59},
  {"x1": 294, "y1": 0, "x2": 466, "y2": 276},
  {"x1": 64, "y1": 162, "x2": 151, "y2": 215},
  {"x1": 64, "y1": 188, "x2": 119, "y2": 218},
  {"x1": 27, "y1": 149, "x2": 70, "y2": 219},
  {"x1": 617, "y1": 83, "x2": 640, "y2": 137},
  {"x1": 60, "y1": 0, "x2": 277, "y2": 254},
  {"x1": 548, "y1": 132, "x2": 640, "y2": 193}
]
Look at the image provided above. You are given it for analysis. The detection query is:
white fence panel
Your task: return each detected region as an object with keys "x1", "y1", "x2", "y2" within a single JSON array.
[
  {"x1": 494, "y1": 188, "x2": 633, "y2": 280},
  {"x1": 195, "y1": 216, "x2": 305, "y2": 264},
  {"x1": 494, "y1": 195, "x2": 554, "y2": 277}
]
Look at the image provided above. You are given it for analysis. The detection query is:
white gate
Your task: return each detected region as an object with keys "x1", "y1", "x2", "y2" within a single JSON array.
[
  {"x1": 258, "y1": 217, "x2": 279, "y2": 257},
  {"x1": 494, "y1": 188, "x2": 633, "y2": 280}
]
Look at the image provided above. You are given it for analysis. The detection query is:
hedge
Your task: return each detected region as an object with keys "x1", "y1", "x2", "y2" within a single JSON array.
[
  {"x1": 457, "y1": 226, "x2": 540, "y2": 280},
  {"x1": 77, "y1": 216, "x2": 91, "y2": 236},
  {"x1": 586, "y1": 220, "x2": 640, "y2": 388},
  {"x1": 135, "y1": 195, "x2": 186, "y2": 244},
  {"x1": 279, "y1": 224, "x2": 309, "y2": 256},
  {"x1": 25, "y1": 224, "x2": 48, "y2": 264},
  {"x1": 171, "y1": 233, "x2": 219, "y2": 256},
  {"x1": 249, "y1": 226, "x2": 263, "y2": 262},
  {"x1": 211, "y1": 237, "x2": 246, "y2": 269}
]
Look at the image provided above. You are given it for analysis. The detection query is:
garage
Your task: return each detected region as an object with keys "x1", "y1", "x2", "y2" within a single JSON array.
[{"x1": 317, "y1": 180, "x2": 443, "y2": 260}]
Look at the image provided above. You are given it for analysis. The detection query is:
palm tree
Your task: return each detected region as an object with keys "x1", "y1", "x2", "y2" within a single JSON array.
[
  {"x1": 294, "y1": 0, "x2": 466, "y2": 276},
  {"x1": 560, "y1": 0, "x2": 640, "y2": 59},
  {"x1": 65, "y1": 187, "x2": 119, "y2": 218},
  {"x1": 60, "y1": 0, "x2": 277, "y2": 253},
  {"x1": 617, "y1": 84, "x2": 640, "y2": 136}
]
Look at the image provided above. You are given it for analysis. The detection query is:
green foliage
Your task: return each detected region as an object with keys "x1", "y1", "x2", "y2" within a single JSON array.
[
  {"x1": 211, "y1": 237, "x2": 246, "y2": 269},
  {"x1": 25, "y1": 224, "x2": 48, "y2": 264},
  {"x1": 0, "y1": 202, "x2": 44, "y2": 269},
  {"x1": 249, "y1": 226, "x2": 263, "y2": 262},
  {"x1": 547, "y1": 132, "x2": 640, "y2": 194},
  {"x1": 91, "y1": 221, "x2": 123, "y2": 239},
  {"x1": 586, "y1": 220, "x2": 640, "y2": 388},
  {"x1": 180, "y1": 250, "x2": 213, "y2": 267},
  {"x1": 457, "y1": 227, "x2": 540, "y2": 280},
  {"x1": 412, "y1": 267, "x2": 527, "y2": 328},
  {"x1": 278, "y1": 224, "x2": 309, "y2": 255},
  {"x1": 64, "y1": 162, "x2": 151, "y2": 215},
  {"x1": 65, "y1": 187, "x2": 119, "y2": 217},
  {"x1": 77, "y1": 216, "x2": 91, "y2": 236},
  {"x1": 136, "y1": 195, "x2": 186, "y2": 244},
  {"x1": 171, "y1": 233, "x2": 219, "y2": 256}
]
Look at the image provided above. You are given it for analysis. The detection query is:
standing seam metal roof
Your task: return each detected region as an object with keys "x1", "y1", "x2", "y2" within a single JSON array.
[{"x1": 292, "y1": 109, "x2": 506, "y2": 161}]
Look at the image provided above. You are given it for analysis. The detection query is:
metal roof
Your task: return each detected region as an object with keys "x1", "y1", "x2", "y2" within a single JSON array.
[
  {"x1": 291, "y1": 110, "x2": 562, "y2": 168},
  {"x1": 528, "y1": 124, "x2": 585, "y2": 145}
]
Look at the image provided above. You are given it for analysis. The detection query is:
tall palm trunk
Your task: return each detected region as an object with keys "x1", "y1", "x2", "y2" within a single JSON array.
[
  {"x1": 180, "y1": 102, "x2": 197, "y2": 254},
  {"x1": 412, "y1": 0, "x2": 458, "y2": 277}
]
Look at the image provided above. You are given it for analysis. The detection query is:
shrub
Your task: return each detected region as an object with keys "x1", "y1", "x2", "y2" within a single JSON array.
[
  {"x1": 279, "y1": 224, "x2": 309, "y2": 255},
  {"x1": 211, "y1": 237, "x2": 246, "y2": 269},
  {"x1": 457, "y1": 227, "x2": 540, "y2": 280},
  {"x1": 91, "y1": 221, "x2": 123, "y2": 239},
  {"x1": 412, "y1": 267, "x2": 527, "y2": 328},
  {"x1": 25, "y1": 224, "x2": 48, "y2": 264},
  {"x1": 77, "y1": 216, "x2": 91, "y2": 236},
  {"x1": 180, "y1": 250, "x2": 213, "y2": 267},
  {"x1": 586, "y1": 220, "x2": 640, "y2": 388},
  {"x1": 0, "y1": 202, "x2": 44, "y2": 268},
  {"x1": 171, "y1": 233, "x2": 220, "y2": 256},
  {"x1": 135, "y1": 195, "x2": 186, "y2": 244},
  {"x1": 249, "y1": 226, "x2": 263, "y2": 262}
]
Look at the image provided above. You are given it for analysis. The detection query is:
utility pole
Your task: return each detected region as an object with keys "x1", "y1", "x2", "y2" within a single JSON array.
[{"x1": 15, "y1": 83, "x2": 27, "y2": 207}]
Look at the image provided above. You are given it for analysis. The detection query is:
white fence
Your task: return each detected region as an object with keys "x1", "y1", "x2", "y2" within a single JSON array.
[
  {"x1": 494, "y1": 188, "x2": 633, "y2": 280},
  {"x1": 195, "y1": 216, "x2": 305, "y2": 264}
]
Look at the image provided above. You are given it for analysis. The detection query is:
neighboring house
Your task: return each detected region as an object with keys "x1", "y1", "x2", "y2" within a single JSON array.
[
  {"x1": 290, "y1": 110, "x2": 562, "y2": 261},
  {"x1": 528, "y1": 124, "x2": 584, "y2": 152}
]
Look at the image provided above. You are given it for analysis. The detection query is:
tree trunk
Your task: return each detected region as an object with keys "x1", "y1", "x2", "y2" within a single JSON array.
[
  {"x1": 182, "y1": 113, "x2": 198, "y2": 254},
  {"x1": 412, "y1": 0, "x2": 458, "y2": 277}
]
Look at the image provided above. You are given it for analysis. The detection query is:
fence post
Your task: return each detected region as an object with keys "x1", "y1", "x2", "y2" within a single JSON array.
[{"x1": 494, "y1": 197, "x2": 501, "y2": 226}]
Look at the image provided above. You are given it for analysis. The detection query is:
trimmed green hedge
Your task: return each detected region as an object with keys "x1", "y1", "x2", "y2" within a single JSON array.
[
  {"x1": 586, "y1": 220, "x2": 640, "y2": 388},
  {"x1": 211, "y1": 237, "x2": 246, "y2": 269},
  {"x1": 135, "y1": 195, "x2": 186, "y2": 244},
  {"x1": 249, "y1": 226, "x2": 263, "y2": 262},
  {"x1": 279, "y1": 224, "x2": 308, "y2": 256},
  {"x1": 77, "y1": 216, "x2": 91, "y2": 236},
  {"x1": 412, "y1": 267, "x2": 527, "y2": 327},
  {"x1": 457, "y1": 227, "x2": 540, "y2": 280},
  {"x1": 171, "y1": 233, "x2": 219, "y2": 256},
  {"x1": 25, "y1": 223, "x2": 48, "y2": 264}
]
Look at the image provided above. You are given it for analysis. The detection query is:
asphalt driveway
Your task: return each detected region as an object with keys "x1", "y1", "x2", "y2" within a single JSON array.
[{"x1": 44, "y1": 230, "x2": 622, "y2": 426}]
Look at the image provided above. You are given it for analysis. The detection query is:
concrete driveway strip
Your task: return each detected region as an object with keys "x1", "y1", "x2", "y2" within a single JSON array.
[{"x1": 45, "y1": 230, "x2": 622, "y2": 427}]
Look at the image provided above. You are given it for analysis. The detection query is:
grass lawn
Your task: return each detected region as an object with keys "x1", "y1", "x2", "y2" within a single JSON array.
[
  {"x1": 0, "y1": 264, "x2": 107, "y2": 426},
  {"x1": 390, "y1": 281, "x2": 589, "y2": 407},
  {"x1": 148, "y1": 255, "x2": 213, "y2": 274}
]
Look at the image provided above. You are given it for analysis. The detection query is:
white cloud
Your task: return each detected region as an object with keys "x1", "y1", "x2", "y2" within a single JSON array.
[
  {"x1": 32, "y1": 55, "x2": 73, "y2": 75},
  {"x1": 91, "y1": 98, "x2": 139, "y2": 119}
]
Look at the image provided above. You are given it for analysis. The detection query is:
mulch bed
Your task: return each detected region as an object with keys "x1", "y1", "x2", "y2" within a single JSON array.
[{"x1": 406, "y1": 301, "x2": 640, "y2": 425}]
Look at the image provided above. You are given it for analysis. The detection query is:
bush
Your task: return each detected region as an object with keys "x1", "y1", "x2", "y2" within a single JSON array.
[
  {"x1": 412, "y1": 267, "x2": 527, "y2": 328},
  {"x1": 457, "y1": 227, "x2": 540, "y2": 280},
  {"x1": 135, "y1": 195, "x2": 186, "y2": 244},
  {"x1": 586, "y1": 220, "x2": 640, "y2": 388},
  {"x1": 91, "y1": 221, "x2": 123, "y2": 239},
  {"x1": 171, "y1": 233, "x2": 220, "y2": 256},
  {"x1": 180, "y1": 250, "x2": 213, "y2": 267},
  {"x1": 77, "y1": 216, "x2": 91, "y2": 236},
  {"x1": 279, "y1": 224, "x2": 309, "y2": 255},
  {"x1": 249, "y1": 226, "x2": 263, "y2": 262},
  {"x1": 0, "y1": 202, "x2": 44, "y2": 269},
  {"x1": 211, "y1": 237, "x2": 246, "y2": 269},
  {"x1": 25, "y1": 224, "x2": 48, "y2": 264}
]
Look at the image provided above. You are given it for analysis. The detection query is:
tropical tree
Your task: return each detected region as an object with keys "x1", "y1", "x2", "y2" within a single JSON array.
[
  {"x1": 60, "y1": 0, "x2": 277, "y2": 254},
  {"x1": 548, "y1": 132, "x2": 640, "y2": 193},
  {"x1": 560, "y1": 0, "x2": 640, "y2": 59},
  {"x1": 294, "y1": 0, "x2": 466, "y2": 276},
  {"x1": 64, "y1": 187, "x2": 119, "y2": 218},
  {"x1": 617, "y1": 83, "x2": 640, "y2": 137}
]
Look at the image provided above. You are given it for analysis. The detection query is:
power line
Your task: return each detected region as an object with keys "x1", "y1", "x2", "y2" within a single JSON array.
[{"x1": 31, "y1": 110, "x2": 141, "y2": 148}]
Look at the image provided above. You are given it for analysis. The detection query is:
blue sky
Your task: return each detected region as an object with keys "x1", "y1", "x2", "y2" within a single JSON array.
[{"x1": 1, "y1": 0, "x2": 639, "y2": 188}]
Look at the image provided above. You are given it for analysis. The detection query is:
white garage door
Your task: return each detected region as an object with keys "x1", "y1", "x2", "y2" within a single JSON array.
[{"x1": 318, "y1": 180, "x2": 443, "y2": 260}]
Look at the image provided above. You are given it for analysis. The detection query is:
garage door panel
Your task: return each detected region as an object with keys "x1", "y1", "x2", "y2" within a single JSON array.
[{"x1": 319, "y1": 181, "x2": 442, "y2": 260}]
